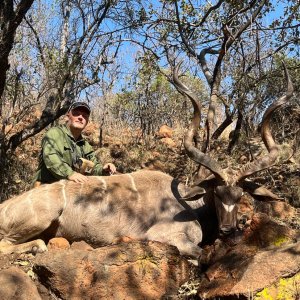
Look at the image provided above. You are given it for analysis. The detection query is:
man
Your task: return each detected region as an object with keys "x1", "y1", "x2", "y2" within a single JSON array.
[{"x1": 33, "y1": 102, "x2": 116, "y2": 186}]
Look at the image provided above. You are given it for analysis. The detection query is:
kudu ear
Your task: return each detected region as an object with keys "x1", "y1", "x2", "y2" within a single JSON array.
[
  {"x1": 241, "y1": 180, "x2": 282, "y2": 200},
  {"x1": 180, "y1": 186, "x2": 206, "y2": 200}
]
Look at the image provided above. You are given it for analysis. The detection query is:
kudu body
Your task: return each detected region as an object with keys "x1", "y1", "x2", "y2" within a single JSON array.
[
  {"x1": 0, "y1": 65, "x2": 293, "y2": 258},
  {"x1": 0, "y1": 171, "x2": 204, "y2": 257}
]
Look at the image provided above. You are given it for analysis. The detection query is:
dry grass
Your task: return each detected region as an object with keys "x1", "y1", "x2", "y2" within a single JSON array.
[{"x1": 1, "y1": 120, "x2": 299, "y2": 208}]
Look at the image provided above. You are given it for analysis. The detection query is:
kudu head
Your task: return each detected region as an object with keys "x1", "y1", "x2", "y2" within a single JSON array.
[{"x1": 172, "y1": 63, "x2": 294, "y2": 236}]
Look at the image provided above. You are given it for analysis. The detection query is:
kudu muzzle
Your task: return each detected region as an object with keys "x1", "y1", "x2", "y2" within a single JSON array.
[{"x1": 214, "y1": 186, "x2": 243, "y2": 236}]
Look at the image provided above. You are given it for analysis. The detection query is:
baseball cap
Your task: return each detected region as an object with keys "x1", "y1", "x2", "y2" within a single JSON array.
[{"x1": 68, "y1": 102, "x2": 91, "y2": 114}]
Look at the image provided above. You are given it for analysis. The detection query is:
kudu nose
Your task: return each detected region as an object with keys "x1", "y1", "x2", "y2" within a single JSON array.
[{"x1": 219, "y1": 226, "x2": 235, "y2": 236}]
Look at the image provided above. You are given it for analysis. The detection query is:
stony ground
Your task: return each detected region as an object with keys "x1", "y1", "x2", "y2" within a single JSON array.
[{"x1": 0, "y1": 121, "x2": 299, "y2": 299}]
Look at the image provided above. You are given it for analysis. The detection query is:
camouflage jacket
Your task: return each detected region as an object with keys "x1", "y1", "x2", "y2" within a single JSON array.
[{"x1": 33, "y1": 124, "x2": 102, "y2": 184}]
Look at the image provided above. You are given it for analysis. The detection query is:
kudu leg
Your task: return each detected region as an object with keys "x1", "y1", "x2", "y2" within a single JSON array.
[
  {"x1": 0, "y1": 239, "x2": 47, "y2": 255},
  {"x1": 0, "y1": 188, "x2": 65, "y2": 254},
  {"x1": 146, "y1": 223, "x2": 202, "y2": 259}
]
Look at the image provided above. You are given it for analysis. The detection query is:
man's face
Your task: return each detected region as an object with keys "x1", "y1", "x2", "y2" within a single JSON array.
[{"x1": 67, "y1": 107, "x2": 90, "y2": 131}]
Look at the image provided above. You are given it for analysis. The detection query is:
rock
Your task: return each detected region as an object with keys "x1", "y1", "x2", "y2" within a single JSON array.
[
  {"x1": 198, "y1": 242, "x2": 300, "y2": 298},
  {"x1": 157, "y1": 125, "x2": 173, "y2": 138},
  {"x1": 70, "y1": 241, "x2": 93, "y2": 251},
  {"x1": 196, "y1": 212, "x2": 300, "y2": 299},
  {"x1": 0, "y1": 266, "x2": 42, "y2": 300},
  {"x1": 47, "y1": 237, "x2": 70, "y2": 251},
  {"x1": 34, "y1": 240, "x2": 194, "y2": 300},
  {"x1": 232, "y1": 241, "x2": 300, "y2": 295},
  {"x1": 255, "y1": 272, "x2": 300, "y2": 299},
  {"x1": 244, "y1": 212, "x2": 296, "y2": 247}
]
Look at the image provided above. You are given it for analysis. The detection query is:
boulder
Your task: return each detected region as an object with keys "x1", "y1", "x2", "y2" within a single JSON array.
[
  {"x1": 198, "y1": 241, "x2": 300, "y2": 298},
  {"x1": 157, "y1": 125, "x2": 173, "y2": 138},
  {"x1": 34, "y1": 240, "x2": 194, "y2": 300},
  {"x1": 197, "y1": 212, "x2": 300, "y2": 299},
  {"x1": 47, "y1": 237, "x2": 70, "y2": 251},
  {"x1": 0, "y1": 266, "x2": 42, "y2": 300},
  {"x1": 70, "y1": 241, "x2": 93, "y2": 251}
]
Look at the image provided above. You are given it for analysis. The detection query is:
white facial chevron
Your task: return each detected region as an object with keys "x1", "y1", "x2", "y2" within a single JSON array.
[{"x1": 222, "y1": 203, "x2": 235, "y2": 213}]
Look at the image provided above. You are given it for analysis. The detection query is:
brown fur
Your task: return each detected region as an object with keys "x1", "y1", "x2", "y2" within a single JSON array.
[{"x1": 0, "y1": 170, "x2": 204, "y2": 258}]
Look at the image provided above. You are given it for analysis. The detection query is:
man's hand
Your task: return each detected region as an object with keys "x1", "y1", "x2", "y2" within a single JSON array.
[
  {"x1": 68, "y1": 172, "x2": 89, "y2": 183},
  {"x1": 103, "y1": 163, "x2": 117, "y2": 175}
]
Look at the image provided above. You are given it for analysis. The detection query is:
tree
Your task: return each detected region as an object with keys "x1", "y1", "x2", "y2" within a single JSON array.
[
  {"x1": 1, "y1": 0, "x2": 299, "y2": 200},
  {"x1": 109, "y1": 52, "x2": 208, "y2": 139},
  {"x1": 0, "y1": 0, "x2": 35, "y2": 113},
  {"x1": 0, "y1": 0, "x2": 141, "y2": 200},
  {"x1": 126, "y1": 0, "x2": 299, "y2": 150}
]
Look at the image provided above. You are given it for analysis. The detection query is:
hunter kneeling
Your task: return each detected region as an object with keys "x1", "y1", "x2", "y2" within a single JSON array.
[{"x1": 33, "y1": 101, "x2": 116, "y2": 187}]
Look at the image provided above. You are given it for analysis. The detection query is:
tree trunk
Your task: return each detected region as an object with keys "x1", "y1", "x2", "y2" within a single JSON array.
[{"x1": 0, "y1": 0, "x2": 35, "y2": 114}]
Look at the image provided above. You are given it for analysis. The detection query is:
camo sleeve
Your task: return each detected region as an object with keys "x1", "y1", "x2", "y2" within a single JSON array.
[{"x1": 42, "y1": 128, "x2": 74, "y2": 179}]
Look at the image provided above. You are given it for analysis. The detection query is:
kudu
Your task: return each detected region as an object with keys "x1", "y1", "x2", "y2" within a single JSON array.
[
  {"x1": 172, "y1": 63, "x2": 293, "y2": 235},
  {"x1": 0, "y1": 65, "x2": 293, "y2": 260}
]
